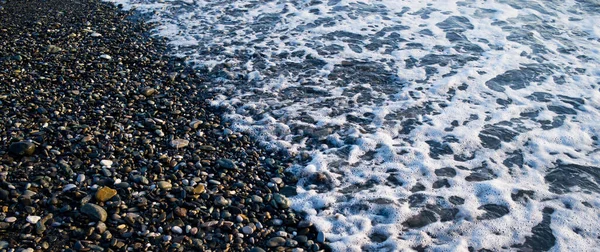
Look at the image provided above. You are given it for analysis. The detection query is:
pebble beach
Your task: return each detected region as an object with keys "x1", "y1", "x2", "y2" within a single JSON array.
[{"x1": 0, "y1": 0, "x2": 328, "y2": 251}]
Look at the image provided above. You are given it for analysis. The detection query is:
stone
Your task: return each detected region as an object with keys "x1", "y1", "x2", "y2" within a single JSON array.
[
  {"x1": 99, "y1": 54, "x2": 112, "y2": 60},
  {"x1": 63, "y1": 184, "x2": 77, "y2": 192},
  {"x1": 140, "y1": 87, "x2": 156, "y2": 97},
  {"x1": 26, "y1": 216, "x2": 41, "y2": 224},
  {"x1": 192, "y1": 184, "x2": 205, "y2": 194},
  {"x1": 100, "y1": 160, "x2": 113, "y2": 167},
  {"x1": 47, "y1": 45, "x2": 62, "y2": 53},
  {"x1": 170, "y1": 139, "x2": 189, "y2": 148},
  {"x1": 273, "y1": 193, "x2": 291, "y2": 209},
  {"x1": 189, "y1": 120, "x2": 203, "y2": 129},
  {"x1": 242, "y1": 226, "x2": 254, "y2": 234},
  {"x1": 298, "y1": 220, "x2": 313, "y2": 228},
  {"x1": 4, "y1": 217, "x2": 16, "y2": 223},
  {"x1": 96, "y1": 222, "x2": 107, "y2": 234},
  {"x1": 174, "y1": 207, "x2": 187, "y2": 217},
  {"x1": 8, "y1": 141, "x2": 35, "y2": 156},
  {"x1": 214, "y1": 196, "x2": 229, "y2": 206},
  {"x1": 317, "y1": 231, "x2": 326, "y2": 243},
  {"x1": 81, "y1": 203, "x2": 107, "y2": 222},
  {"x1": 157, "y1": 181, "x2": 172, "y2": 190},
  {"x1": 217, "y1": 158, "x2": 237, "y2": 170},
  {"x1": 95, "y1": 187, "x2": 117, "y2": 202},
  {"x1": 172, "y1": 226, "x2": 183, "y2": 234},
  {"x1": 267, "y1": 237, "x2": 286, "y2": 247}
]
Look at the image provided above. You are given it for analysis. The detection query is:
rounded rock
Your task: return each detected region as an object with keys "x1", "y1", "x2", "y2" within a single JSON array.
[{"x1": 8, "y1": 141, "x2": 35, "y2": 156}]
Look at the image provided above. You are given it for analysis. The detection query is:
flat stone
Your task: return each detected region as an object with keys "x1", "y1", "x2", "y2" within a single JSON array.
[
  {"x1": 217, "y1": 158, "x2": 237, "y2": 170},
  {"x1": 4, "y1": 217, "x2": 16, "y2": 223},
  {"x1": 242, "y1": 226, "x2": 254, "y2": 234},
  {"x1": 141, "y1": 87, "x2": 157, "y2": 97},
  {"x1": 26, "y1": 216, "x2": 41, "y2": 224},
  {"x1": 100, "y1": 160, "x2": 113, "y2": 167},
  {"x1": 170, "y1": 139, "x2": 189, "y2": 148},
  {"x1": 192, "y1": 184, "x2": 205, "y2": 194},
  {"x1": 189, "y1": 120, "x2": 203, "y2": 129},
  {"x1": 9, "y1": 141, "x2": 35, "y2": 156},
  {"x1": 63, "y1": 184, "x2": 77, "y2": 192},
  {"x1": 81, "y1": 203, "x2": 107, "y2": 222},
  {"x1": 99, "y1": 54, "x2": 112, "y2": 60},
  {"x1": 267, "y1": 237, "x2": 286, "y2": 247},
  {"x1": 157, "y1": 181, "x2": 172, "y2": 190},
  {"x1": 298, "y1": 220, "x2": 313, "y2": 228},
  {"x1": 95, "y1": 187, "x2": 117, "y2": 202}
]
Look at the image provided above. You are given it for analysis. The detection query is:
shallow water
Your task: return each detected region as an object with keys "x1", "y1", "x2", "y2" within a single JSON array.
[{"x1": 106, "y1": 0, "x2": 600, "y2": 250}]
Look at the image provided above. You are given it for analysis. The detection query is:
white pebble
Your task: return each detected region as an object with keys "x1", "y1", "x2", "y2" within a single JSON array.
[
  {"x1": 62, "y1": 184, "x2": 77, "y2": 192},
  {"x1": 100, "y1": 160, "x2": 113, "y2": 167},
  {"x1": 4, "y1": 217, "x2": 16, "y2": 223},
  {"x1": 76, "y1": 174, "x2": 85, "y2": 183},
  {"x1": 171, "y1": 226, "x2": 183, "y2": 234},
  {"x1": 26, "y1": 216, "x2": 41, "y2": 224}
]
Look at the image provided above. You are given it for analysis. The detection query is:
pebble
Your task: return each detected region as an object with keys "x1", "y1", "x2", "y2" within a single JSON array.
[
  {"x1": 172, "y1": 226, "x2": 183, "y2": 234},
  {"x1": 8, "y1": 141, "x2": 35, "y2": 156},
  {"x1": 80, "y1": 203, "x2": 108, "y2": 222},
  {"x1": 100, "y1": 159, "x2": 113, "y2": 167},
  {"x1": 317, "y1": 232, "x2": 326, "y2": 243},
  {"x1": 95, "y1": 187, "x2": 117, "y2": 202},
  {"x1": 157, "y1": 181, "x2": 172, "y2": 190},
  {"x1": 189, "y1": 120, "x2": 203, "y2": 129},
  {"x1": 192, "y1": 184, "x2": 205, "y2": 194},
  {"x1": 4, "y1": 217, "x2": 16, "y2": 223},
  {"x1": 242, "y1": 226, "x2": 254, "y2": 234},
  {"x1": 26, "y1": 216, "x2": 41, "y2": 224},
  {"x1": 90, "y1": 32, "x2": 102, "y2": 37},
  {"x1": 99, "y1": 54, "x2": 112, "y2": 60},
  {"x1": 267, "y1": 237, "x2": 286, "y2": 247},
  {"x1": 273, "y1": 193, "x2": 291, "y2": 209},
  {"x1": 170, "y1": 139, "x2": 189, "y2": 148},
  {"x1": 63, "y1": 184, "x2": 77, "y2": 192},
  {"x1": 76, "y1": 174, "x2": 86, "y2": 183},
  {"x1": 217, "y1": 158, "x2": 237, "y2": 170},
  {"x1": 214, "y1": 196, "x2": 229, "y2": 206}
]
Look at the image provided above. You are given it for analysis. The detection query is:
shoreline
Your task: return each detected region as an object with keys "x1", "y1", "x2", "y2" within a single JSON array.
[{"x1": 0, "y1": 0, "x2": 328, "y2": 251}]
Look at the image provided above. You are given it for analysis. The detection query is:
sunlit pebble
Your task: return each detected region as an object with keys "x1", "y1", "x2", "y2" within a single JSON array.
[
  {"x1": 114, "y1": 178, "x2": 122, "y2": 185},
  {"x1": 172, "y1": 226, "x2": 182, "y2": 234},
  {"x1": 62, "y1": 184, "x2": 77, "y2": 192},
  {"x1": 76, "y1": 174, "x2": 85, "y2": 184}
]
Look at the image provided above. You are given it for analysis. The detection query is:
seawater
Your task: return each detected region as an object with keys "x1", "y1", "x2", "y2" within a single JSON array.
[{"x1": 105, "y1": 0, "x2": 600, "y2": 250}]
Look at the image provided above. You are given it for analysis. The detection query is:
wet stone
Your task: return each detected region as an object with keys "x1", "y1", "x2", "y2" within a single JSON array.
[
  {"x1": 435, "y1": 167, "x2": 457, "y2": 177},
  {"x1": 478, "y1": 204, "x2": 510, "y2": 220},
  {"x1": 9, "y1": 141, "x2": 35, "y2": 156},
  {"x1": 81, "y1": 203, "x2": 107, "y2": 222},
  {"x1": 170, "y1": 139, "x2": 189, "y2": 148},
  {"x1": 273, "y1": 193, "x2": 291, "y2": 209},
  {"x1": 217, "y1": 158, "x2": 237, "y2": 170},
  {"x1": 267, "y1": 237, "x2": 286, "y2": 247},
  {"x1": 403, "y1": 210, "x2": 437, "y2": 228}
]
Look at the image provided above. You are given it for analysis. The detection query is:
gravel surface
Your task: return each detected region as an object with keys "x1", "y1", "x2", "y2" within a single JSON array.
[{"x1": 0, "y1": 0, "x2": 328, "y2": 251}]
